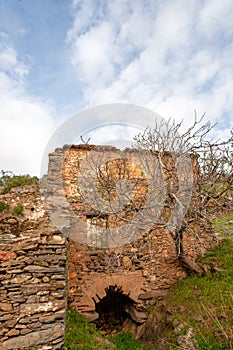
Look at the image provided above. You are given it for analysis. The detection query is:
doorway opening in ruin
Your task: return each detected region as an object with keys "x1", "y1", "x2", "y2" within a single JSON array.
[{"x1": 92, "y1": 284, "x2": 137, "y2": 332}]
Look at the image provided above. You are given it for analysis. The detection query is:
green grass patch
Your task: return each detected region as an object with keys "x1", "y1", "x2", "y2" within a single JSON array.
[
  {"x1": 109, "y1": 332, "x2": 152, "y2": 350},
  {"x1": 194, "y1": 334, "x2": 228, "y2": 350},
  {"x1": 212, "y1": 215, "x2": 233, "y2": 237},
  {"x1": 65, "y1": 309, "x2": 152, "y2": 350},
  {"x1": 65, "y1": 309, "x2": 107, "y2": 350},
  {"x1": 166, "y1": 239, "x2": 233, "y2": 349}
]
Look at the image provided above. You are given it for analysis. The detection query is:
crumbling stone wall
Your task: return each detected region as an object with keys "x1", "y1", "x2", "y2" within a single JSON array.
[
  {"x1": 0, "y1": 186, "x2": 67, "y2": 349},
  {"x1": 48, "y1": 145, "x2": 217, "y2": 321}
]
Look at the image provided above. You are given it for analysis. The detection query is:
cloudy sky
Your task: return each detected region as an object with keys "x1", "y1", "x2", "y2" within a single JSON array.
[{"x1": 0, "y1": 0, "x2": 232, "y2": 175}]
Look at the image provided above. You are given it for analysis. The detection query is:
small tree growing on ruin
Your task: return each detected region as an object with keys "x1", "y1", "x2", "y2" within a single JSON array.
[{"x1": 133, "y1": 114, "x2": 233, "y2": 273}]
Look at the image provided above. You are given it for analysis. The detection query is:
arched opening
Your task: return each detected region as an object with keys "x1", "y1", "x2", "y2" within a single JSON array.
[{"x1": 92, "y1": 285, "x2": 147, "y2": 332}]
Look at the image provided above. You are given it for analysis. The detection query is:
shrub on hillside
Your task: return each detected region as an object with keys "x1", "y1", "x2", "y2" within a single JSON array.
[
  {"x1": 0, "y1": 170, "x2": 38, "y2": 194},
  {"x1": 0, "y1": 200, "x2": 8, "y2": 212},
  {"x1": 12, "y1": 204, "x2": 24, "y2": 216}
]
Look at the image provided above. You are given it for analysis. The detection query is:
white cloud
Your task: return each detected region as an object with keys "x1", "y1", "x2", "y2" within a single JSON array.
[
  {"x1": 0, "y1": 34, "x2": 29, "y2": 79},
  {"x1": 70, "y1": 21, "x2": 116, "y2": 83},
  {"x1": 67, "y1": 0, "x2": 233, "y2": 138},
  {"x1": 198, "y1": 0, "x2": 233, "y2": 39},
  {"x1": 0, "y1": 46, "x2": 17, "y2": 69},
  {"x1": 0, "y1": 34, "x2": 55, "y2": 176}
]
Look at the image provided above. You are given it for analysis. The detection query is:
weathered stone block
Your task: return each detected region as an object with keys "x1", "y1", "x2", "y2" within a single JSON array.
[
  {"x1": 20, "y1": 301, "x2": 65, "y2": 315},
  {"x1": 0, "y1": 303, "x2": 13, "y2": 312},
  {"x1": 6, "y1": 328, "x2": 20, "y2": 336},
  {"x1": 2, "y1": 324, "x2": 64, "y2": 349}
]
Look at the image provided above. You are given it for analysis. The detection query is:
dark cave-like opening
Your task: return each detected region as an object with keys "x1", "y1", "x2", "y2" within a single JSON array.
[{"x1": 92, "y1": 285, "x2": 136, "y2": 331}]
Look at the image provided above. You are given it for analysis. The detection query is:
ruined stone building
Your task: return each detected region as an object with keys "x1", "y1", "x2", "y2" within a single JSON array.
[
  {"x1": 0, "y1": 144, "x2": 217, "y2": 348},
  {"x1": 47, "y1": 144, "x2": 216, "y2": 325}
]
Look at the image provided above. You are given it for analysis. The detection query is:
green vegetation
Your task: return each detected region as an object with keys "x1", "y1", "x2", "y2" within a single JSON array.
[
  {"x1": 0, "y1": 200, "x2": 8, "y2": 212},
  {"x1": 65, "y1": 309, "x2": 152, "y2": 350},
  {"x1": 12, "y1": 204, "x2": 24, "y2": 216},
  {"x1": 109, "y1": 332, "x2": 152, "y2": 350},
  {"x1": 0, "y1": 170, "x2": 38, "y2": 194},
  {"x1": 166, "y1": 239, "x2": 233, "y2": 349},
  {"x1": 212, "y1": 215, "x2": 233, "y2": 237},
  {"x1": 65, "y1": 309, "x2": 106, "y2": 350}
]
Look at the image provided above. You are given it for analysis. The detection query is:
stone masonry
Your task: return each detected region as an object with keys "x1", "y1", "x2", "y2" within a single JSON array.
[
  {"x1": 0, "y1": 185, "x2": 67, "y2": 349},
  {"x1": 47, "y1": 145, "x2": 217, "y2": 321}
]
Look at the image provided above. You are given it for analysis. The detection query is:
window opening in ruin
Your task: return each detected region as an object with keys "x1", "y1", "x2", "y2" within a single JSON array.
[{"x1": 92, "y1": 285, "x2": 137, "y2": 331}]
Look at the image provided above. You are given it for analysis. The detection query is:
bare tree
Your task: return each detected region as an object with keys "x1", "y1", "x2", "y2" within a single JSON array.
[{"x1": 133, "y1": 114, "x2": 233, "y2": 273}]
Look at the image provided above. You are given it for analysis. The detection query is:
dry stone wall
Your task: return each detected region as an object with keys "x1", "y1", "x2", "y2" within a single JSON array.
[
  {"x1": 0, "y1": 186, "x2": 67, "y2": 349},
  {"x1": 48, "y1": 145, "x2": 217, "y2": 320}
]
